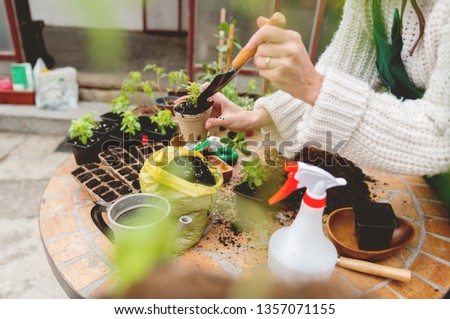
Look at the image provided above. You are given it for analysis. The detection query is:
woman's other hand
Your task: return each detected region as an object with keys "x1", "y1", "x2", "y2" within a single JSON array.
[
  {"x1": 204, "y1": 92, "x2": 272, "y2": 132},
  {"x1": 250, "y1": 16, "x2": 324, "y2": 106}
]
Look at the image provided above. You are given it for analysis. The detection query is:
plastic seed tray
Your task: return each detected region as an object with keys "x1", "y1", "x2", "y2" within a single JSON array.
[
  {"x1": 132, "y1": 143, "x2": 164, "y2": 164},
  {"x1": 98, "y1": 147, "x2": 143, "y2": 191},
  {"x1": 71, "y1": 162, "x2": 136, "y2": 203}
]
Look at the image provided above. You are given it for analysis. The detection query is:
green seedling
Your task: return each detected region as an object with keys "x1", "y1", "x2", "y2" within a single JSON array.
[
  {"x1": 184, "y1": 81, "x2": 202, "y2": 106},
  {"x1": 238, "y1": 158, "x2": 268, "y2": 190},
  {"x1": 220, "y1": 132, "x2": 251, "y2": 156},
  {"x1": 246, "y1": 78, "x2": 258, "y2": 94},
  {"x1": 81, "y1": 112, "x2": 99, "y2": 129},
  {"x1": 150, "y1": 109, "x2": 175, "y2": 135},
  {"x1": 120, "y1": 110, "x2": 141, "y2": 136},
  {"x1": 166, "y1": 69, "x2": 189, "y2": 94},
  {"x1": 68, "y1": 117, "x2": 95, "y2": 145}
]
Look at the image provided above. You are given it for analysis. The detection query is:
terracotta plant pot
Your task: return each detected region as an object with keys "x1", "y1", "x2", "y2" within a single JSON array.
[{"x1": 174, "y1": 107, "x2": 212, "y2": 143}]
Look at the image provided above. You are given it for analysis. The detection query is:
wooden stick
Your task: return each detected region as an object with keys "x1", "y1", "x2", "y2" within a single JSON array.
[
  {"x1": 218, "y1": 8, "x2": 226, "y2": 72},
  {"x1": 337, "y1": 256, "x2": 412, "y2": 282},
  {"x1": 225, "y1": 23, "x2": 235, "y2": 71}
]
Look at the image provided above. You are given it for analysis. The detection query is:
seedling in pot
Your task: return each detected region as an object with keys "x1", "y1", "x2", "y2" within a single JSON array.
[
  {"x1": 120, "y1": 110, "x2": 141, "y2": 136},
  {"x1": 174, "y1": 82, "x2": 213, "y2": 143},
  {"x1": 150, "y1": 109, "x2": 175, "y2": 135},
  {"x1": 237, "y1": 157, "x2": 268, "y2": 190},
  {"x1": 69, "y1": 117, "x2": 96, "y2": 146},
  {"x1": 166, "y1": 69, "x2": 189, "y2": 96},
  {"x1": 174, "y1": 82, "x2": 202, "y2": 114},
  {"x1": 103, "y1": 70, "x2": 154, "y2": 123},
  {"x1": 67, "y1": 115, "x2": 103, "y2": 165}
]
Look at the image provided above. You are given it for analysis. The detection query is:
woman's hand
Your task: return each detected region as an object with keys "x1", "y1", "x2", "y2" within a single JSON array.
[
  {"x1": 203, "y1": 92, "x2": 272, "y2": 132},
  {"x1": 249, "y1": 16, "x2": 324, "y2": 106}
]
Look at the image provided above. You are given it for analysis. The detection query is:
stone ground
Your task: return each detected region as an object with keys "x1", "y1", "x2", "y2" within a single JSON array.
[{"x1": 0, "y1": 132, "x2": 71, "y2": 298}]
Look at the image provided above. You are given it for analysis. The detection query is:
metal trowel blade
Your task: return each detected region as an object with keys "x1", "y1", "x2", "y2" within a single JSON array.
[{"x1": 196, "y1": 68, "x2": 238, "y2": 112}]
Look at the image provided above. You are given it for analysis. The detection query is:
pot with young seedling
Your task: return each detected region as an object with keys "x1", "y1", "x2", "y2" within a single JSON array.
[
  {"x1": 145, "y1": 65, "x2": 189, "y2": 114},
  {"x1": 110, "y1": 110, "x2": 144, "y2": 152},
  {"x1": 233, "y1": 158, "x2": 269, "y2": 202},
  {"x1": 144, "y1": 108, "x2": 177, "y2": 144},
  {"x1": 102, "y1": 70, "x2": 155, "y2": 127},
  {"x1": 173, "y1": 82, "x2": 213, "y2": 143},
  {"x1": 67, "y1": 115, "x2": 104, "y2": 165},
  {"x1": 80, "y1": 112, "x2": 117, "y2": 139}
]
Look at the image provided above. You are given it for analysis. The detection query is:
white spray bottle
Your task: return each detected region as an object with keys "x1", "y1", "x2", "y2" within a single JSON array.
[{"x1": 267, "y1": 161, "x2": 347, "y2": 284}]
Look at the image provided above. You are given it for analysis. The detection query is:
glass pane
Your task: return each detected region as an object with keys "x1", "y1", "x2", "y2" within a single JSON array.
[
  {"x1": 0, "y1": 1, "x2": 15, "y2": 53},
  {"x1": 316, "y1": 0, "x2": 345, "y2": 62},
  {"x1": 280, "y1": 0, "x2": 317, "y2": 50},
  {"x1": 194, "y1": 0, "x2": 272, "y2": 69},
  {"x1": 147, "y1": 0, "x2": 179, "y2": 31}
]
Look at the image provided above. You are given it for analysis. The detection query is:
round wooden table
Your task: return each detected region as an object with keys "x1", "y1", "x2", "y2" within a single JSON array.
[{"x1": 39, "y1": 150, "x2": 450, "y2": 299}]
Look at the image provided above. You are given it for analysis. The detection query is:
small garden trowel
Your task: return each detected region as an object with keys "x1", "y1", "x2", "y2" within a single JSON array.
[{"x1": 196, "y1": 12, "x2": 286, "y2": 112}]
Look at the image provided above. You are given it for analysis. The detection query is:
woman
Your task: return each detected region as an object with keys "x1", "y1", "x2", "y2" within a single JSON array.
[{"x1": 204, "y1": 0, "x2": 450, "y2": 176}]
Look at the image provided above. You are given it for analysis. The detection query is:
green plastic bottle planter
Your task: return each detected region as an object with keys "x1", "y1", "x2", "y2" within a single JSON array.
[{"x1": 215, "y1": 147, "x2": 239, "y2": 166}]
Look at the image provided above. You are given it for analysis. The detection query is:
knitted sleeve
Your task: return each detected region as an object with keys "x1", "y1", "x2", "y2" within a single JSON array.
[
  {"x1": 254, "y1": 0, "x2": 378, "y2": 158},
  {"x1": 297, "y1": 21, "x2": 450, "y2": 175}
]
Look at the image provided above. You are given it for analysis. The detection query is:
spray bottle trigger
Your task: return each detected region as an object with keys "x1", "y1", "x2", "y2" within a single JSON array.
[{"x1": 268, "y1": 171, "x2": 299, "y2": 205}]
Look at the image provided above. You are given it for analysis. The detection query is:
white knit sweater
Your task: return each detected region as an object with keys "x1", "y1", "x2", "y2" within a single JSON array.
[{"x1": 254, "y1": 0, "x2": 450, "y2": 175}]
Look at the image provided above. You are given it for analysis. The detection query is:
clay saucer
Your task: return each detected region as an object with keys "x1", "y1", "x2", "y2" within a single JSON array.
[{"x1": 326, "y1": 207, "x2": 415, "y2": 262}]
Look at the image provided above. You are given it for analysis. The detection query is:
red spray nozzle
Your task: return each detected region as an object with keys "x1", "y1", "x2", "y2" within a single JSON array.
[
  {"x1": 285, "y1": 161, "x2": 298, "y2": 173},
  {"x1": 268, "y1": 161, "x2": 299, "y2": 205}
]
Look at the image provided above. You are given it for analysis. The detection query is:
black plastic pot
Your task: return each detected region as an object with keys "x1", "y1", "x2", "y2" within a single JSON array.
[
  {"x1": 143, "y1": 122, "x2": 177, "y2": 145},
  {"x1": 234, "y1": 182, "x2": 267, "y2": 203},
  {"x1": 100, "y1": 112, "x2": 121, "y2": 124},
  {"x1": 353, "y1": 203, "x2": 399, "y2": 251},
  {"x1": 67, "y1": 135, "x2": 103, "y2": 165},
  {"x1": 94, "y1": 121, "x2": 117, "y2": 137}
]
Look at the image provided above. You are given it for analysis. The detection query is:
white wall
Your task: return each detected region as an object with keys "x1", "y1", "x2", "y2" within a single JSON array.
[{"x1": 29, "y1": 0, "x2": 143, "y2": 30}]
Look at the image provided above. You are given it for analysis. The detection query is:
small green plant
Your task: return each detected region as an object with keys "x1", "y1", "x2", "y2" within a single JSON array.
[
  {"x1": 185, "y1": 81, "x2": 202, "y2": 106},
  {"x1": 246, "y1": 78, "x2": 258, "y2": 94},
  {"x1": 220, "y1": 83, "x2": 254, "y2": 111},
  {"x1": 220, "y1": 132, "x2": 251, "y2": 156},
  {"x1": 81, "y1": 112, "x2": 99, "y2": 129},
  {"x1": 143, "y1": 65, "x2": 189, "y2": 95},
  {"x1": 216, "y1": 21, "x2": 242, "y2": 70},
  {"x1": 238, "y1": 158, "x2": 268, "y2": 190},
  {"x1": 120, "y1": 110, "x2": 141, "y2": 136},
  {"x1": 199, "y1": 21, "x2": 242, "y2": 80},
  {"x1": 166, "y1": 69, "x2": 189, "y2": 94},
  {"x1": 111, "y1": 94, "x2": 131, "y2": 115},
  {"x1": 150, "y1": 109, "x2": 175, "y2": 134},
  {"x1": 68, "y1": 117, "x2": 95, "y2": 145},
  {"x1": 144, "y1": 64, "x2": 165, "y2": 93},
  {"x1": 198, "y1": 61, "x2": 221, "y2": 83},
  {"x1": 111, "y1": 70, "x2": 154, "y2": 115}
]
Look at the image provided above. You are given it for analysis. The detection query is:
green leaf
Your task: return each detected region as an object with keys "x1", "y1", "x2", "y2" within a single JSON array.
[
  {"x1": 240, "y1": 145, "x2": 251, "y2": 156},
  {"x1": 220, "y1": 137, "x2": 232, "y2": 144},
  {"x1": 236, "y1": 132, "x2": 246, "y2": 141}
]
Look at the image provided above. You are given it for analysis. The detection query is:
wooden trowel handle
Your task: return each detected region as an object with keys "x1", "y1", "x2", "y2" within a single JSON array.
[
  {"x1": 232, "y1": 12, "x2": 286, "y2": 70},
  {"x1": 337, "y1": 256, "x2": 412, "y2": 282}
]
